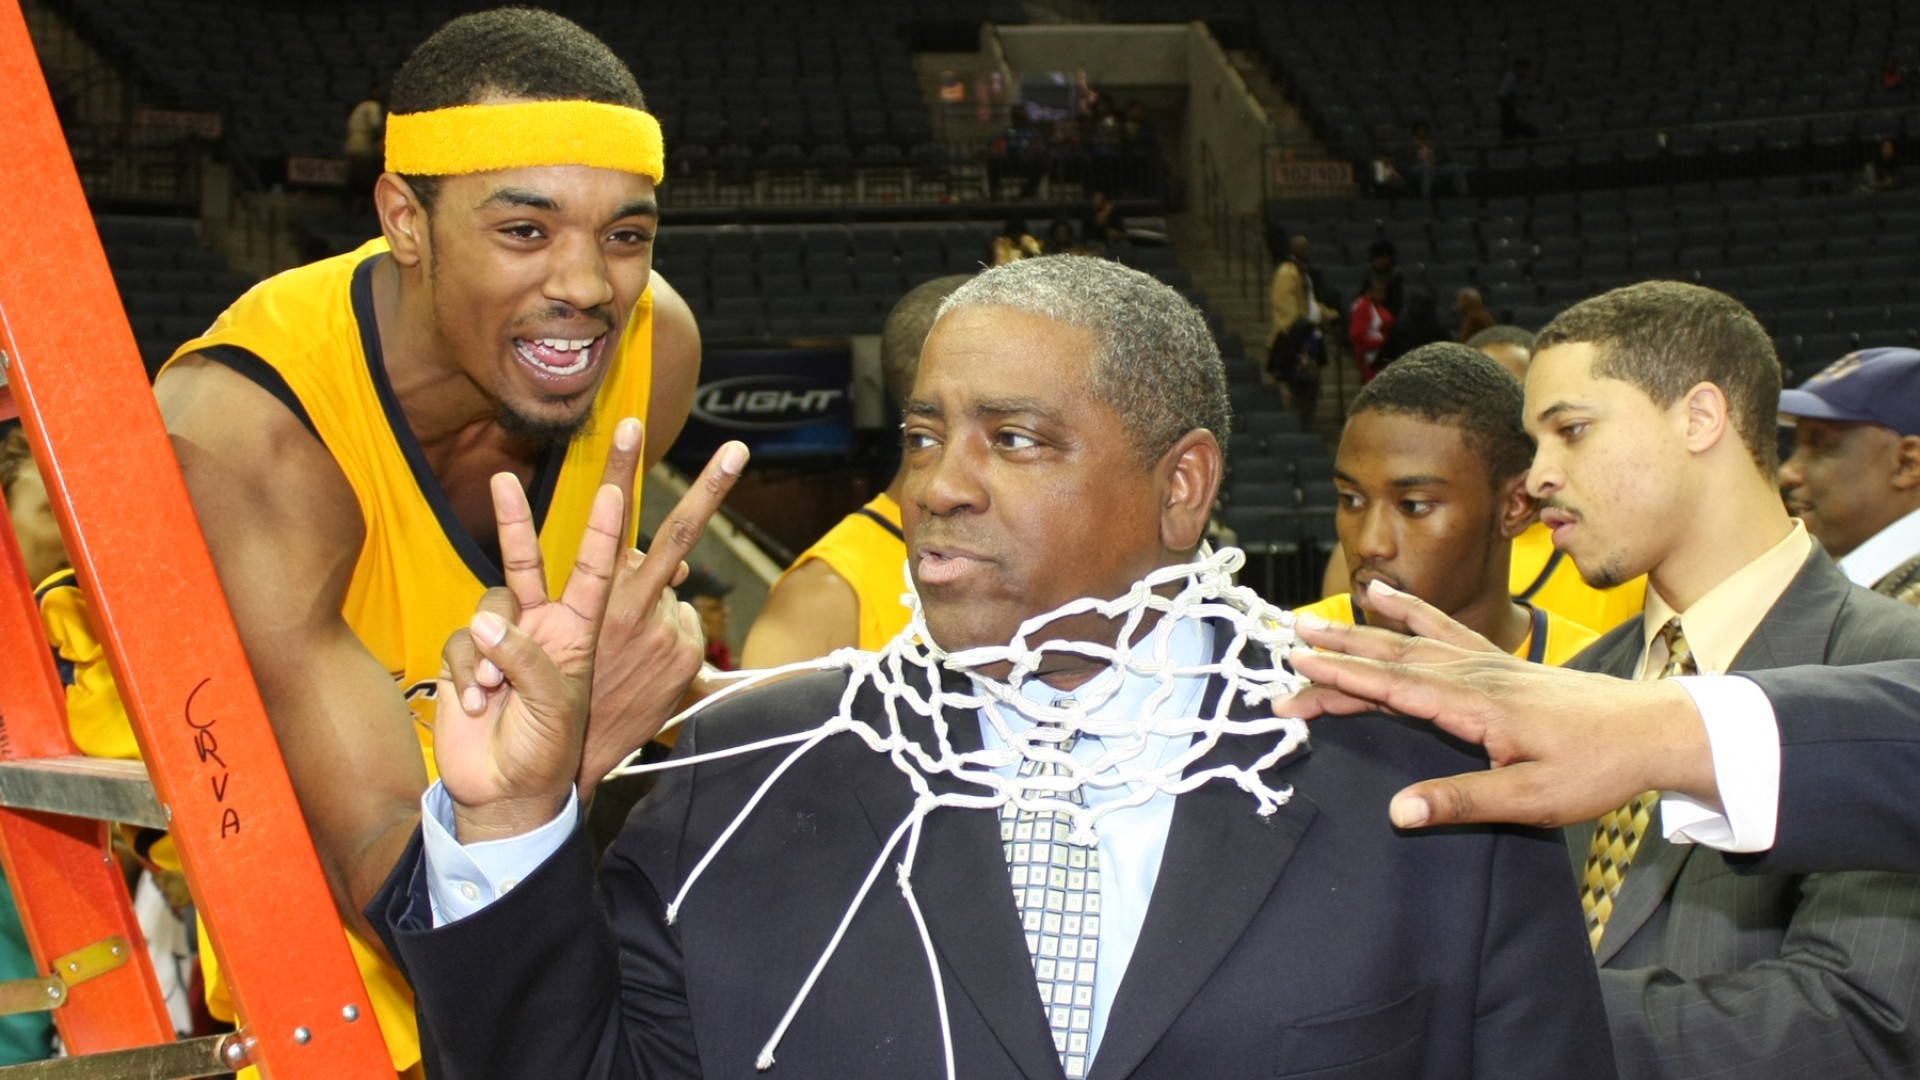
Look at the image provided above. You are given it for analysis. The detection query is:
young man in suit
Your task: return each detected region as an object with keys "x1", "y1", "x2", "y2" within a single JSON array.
[
  {"x1": 1298, "y1": 342, "x2": 1599, "y2": 665},
  {"x1": 1526, "y1": 281, "x2": 1920, "y2": 1079},
  {"x1": 374, "y1": 256, "x2": 1614, "y2": 1079}
]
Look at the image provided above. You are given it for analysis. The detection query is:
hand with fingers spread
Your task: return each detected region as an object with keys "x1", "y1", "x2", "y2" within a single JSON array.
[
  {"x1": 1276, "y1": 579, "x2": 1720, "y2": 831},
  {"x1": 578, "y1": 441, "x2": 749, "y2": 792},
  {"x1": 435, "y1": 473, "x2": 629, "y2": 843}
]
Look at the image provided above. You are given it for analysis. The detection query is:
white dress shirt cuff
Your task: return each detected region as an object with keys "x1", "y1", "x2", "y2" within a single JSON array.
[
  {"x1": 420, "y1": 782, "x2": 579, "y2": 927},
  {"x1": 1659, "y1": 675, "x2": 1779, "y2": 853}
]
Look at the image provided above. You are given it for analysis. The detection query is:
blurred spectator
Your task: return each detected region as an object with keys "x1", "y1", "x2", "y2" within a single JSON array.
[
  {"x1": 991, "y1": 218, "x2": 1043, "y2": 265},
  {"x1": 1369, "y1": 152, "x2": 1409, "y2": 197},
  {"x1": 1045, "y1": 218, "x2": 1087, "y2": 256},
  {"x1": 1083, "y1": 190, "x2": 1126, "y2": 248},
  {"x1": 987, "y1": 103, "x2": 1048, "y2": 197},
  {"x1": 1862, "y1": 138, "x2": 1900, "y2": 193},
  {"x1": 1496, "y1": 58, "x2": 1539, "y2": 139},
  {"x1": 1412, "y1": 124, "x2": 1469, "y2": 197},
  {"x1": 1349, "y1": 271, "x2": 1395, "y2": 382},
  {"x1": 1376, "y1": 288, "x2": 1449, "y2": 366},
  {"x1": 1268, "y1": 234, "x2": 1341, "y2": 417},
  {"x1": 674, "y1": 565, "x2": 736, "y2": 671},
  {"x1": 1779, "y1": 348, "x2": 1920, "y2": 606},
  {"x1": 1467, "y1": 324, "x2": 1538, "y2": 381},
  {"x1": 1358, "y1": 239, "x2": 1406, "y2": 317},
  {"x1": 1884, "y1": 54, "x2": 1907, "y2": 93},
  {"x1": 1456, "y1": 287, "x2": 1496, "y2": 342},
  {"x1": 343, "y1": 85, "x2": 386, "y2": 207}
]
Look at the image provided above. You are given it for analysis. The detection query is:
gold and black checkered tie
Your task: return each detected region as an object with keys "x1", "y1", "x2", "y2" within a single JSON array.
[{"x1": 1580, "y1": 617, "x2": 1696, "y2": 951}]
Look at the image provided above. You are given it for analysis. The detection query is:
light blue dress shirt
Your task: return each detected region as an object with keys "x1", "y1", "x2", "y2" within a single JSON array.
[{"x1": 419, "y1": 618, "x2": 1215, "y2": 1068}]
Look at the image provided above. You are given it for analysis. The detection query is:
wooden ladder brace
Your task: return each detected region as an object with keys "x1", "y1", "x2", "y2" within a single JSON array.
[{"x1": 0, "y1": 0, "x2": 390, "y2": 1074}]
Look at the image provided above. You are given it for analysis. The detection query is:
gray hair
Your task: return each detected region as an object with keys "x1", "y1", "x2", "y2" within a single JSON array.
[{"x1": 933, "y1": 255, "x2": 1230, "y2": 463}]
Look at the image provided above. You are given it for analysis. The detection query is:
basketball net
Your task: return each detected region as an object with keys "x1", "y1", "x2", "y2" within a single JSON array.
[{"x1": 606, "y1": 544, "x2": 1309, "y2": 1076}]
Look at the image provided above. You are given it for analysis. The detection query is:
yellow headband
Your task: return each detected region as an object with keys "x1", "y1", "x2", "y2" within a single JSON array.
[{"x1": 385, "y1": 100, "x2": 665, "y2": 182}]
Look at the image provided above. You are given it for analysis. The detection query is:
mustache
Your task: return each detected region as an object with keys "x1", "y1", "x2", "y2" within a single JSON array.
[{"x1": 516, "y1": 303, "x2": 616, "y2": 334}]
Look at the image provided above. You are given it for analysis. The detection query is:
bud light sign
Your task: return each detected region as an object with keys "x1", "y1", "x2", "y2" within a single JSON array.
[{"x1": 669, "y1": 345, "x2": 854, "y2": 467}]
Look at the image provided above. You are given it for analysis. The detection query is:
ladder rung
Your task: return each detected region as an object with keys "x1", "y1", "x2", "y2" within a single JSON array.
[
  {"x1": 0, "y1": 758, "x2": 165, "y2": 829},
  {"x1": 0, "y1": 1033, "x2": 241, "y2": 1078}
]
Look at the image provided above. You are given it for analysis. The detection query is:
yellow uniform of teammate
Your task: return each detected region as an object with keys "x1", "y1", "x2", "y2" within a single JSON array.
[
  {"x1": 776, "y1": 493, "x2": 912, "y2": 651},
  {"x1": 1509, "y1": 521, "x2": 1647, "y2": 636},
  {"x1": 1297, "y1": 592, "x2": 1601, "y2": 667},
  {"x1": 147, "y1": 238, "x2": 653, "y2": 1074}
]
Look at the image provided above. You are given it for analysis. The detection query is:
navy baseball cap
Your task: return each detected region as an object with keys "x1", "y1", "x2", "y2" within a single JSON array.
[{"x1": 1779, "y1": 348, "x2": 1920, "y2": 436}]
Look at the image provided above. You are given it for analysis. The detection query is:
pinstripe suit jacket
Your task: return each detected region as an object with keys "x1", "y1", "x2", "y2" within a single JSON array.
[{"x1": 1566, "y1": 547, "x2": 1920, "y2": 1079}]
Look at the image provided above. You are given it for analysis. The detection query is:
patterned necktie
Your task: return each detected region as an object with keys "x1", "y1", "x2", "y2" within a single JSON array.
[
  {"x1": 1000, "y1": 717, "x2": 1100, "y2": 1079},
  {"x1": 1580, "y1": 617, "x2": 1697, "y2": 950}
]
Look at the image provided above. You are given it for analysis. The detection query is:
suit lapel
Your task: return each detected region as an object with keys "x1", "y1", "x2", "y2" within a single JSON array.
[
  {"x1": 1725, "y1": 549, "x2": 1844, "y2": 673},
  {"x1": 849, "y1": 669, "x2": 1065, "y2": 1079},
  {"x1": 1596, "y1": 550, "x2": 1842, "y2": 964},
  {"x1": 1088, "y1": 671, "x2": 1318, "y2": 1080}
]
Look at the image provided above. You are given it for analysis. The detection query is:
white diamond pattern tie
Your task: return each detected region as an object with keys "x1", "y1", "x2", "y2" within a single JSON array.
[{"x1": 1001, "y1": 719, "x2": 1100, "y2": 1079}]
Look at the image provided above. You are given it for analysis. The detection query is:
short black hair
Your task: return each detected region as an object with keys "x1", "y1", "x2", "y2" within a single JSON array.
[
  {"x1": 1535, "y1": 281, "x2": 1780, "y2": 475},
  {"x1": 1347, "y1": 342, "x2": 1534, "y2": 485},
  {"x1": 673, "y1": 565, "x2": 733, "y2": 603},
  {"x1": 388, "y1": 7, "x2": 645, "y2": 209},
  {"x1": 1467, "y1": 324, "x2": 1537, "y2": 352}
]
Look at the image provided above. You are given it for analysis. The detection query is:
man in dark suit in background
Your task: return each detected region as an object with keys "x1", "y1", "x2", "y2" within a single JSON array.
[
  {"x1": 372, "y1": 256, "x2": 1615, "y2": 1079},
  {"x1": 1526, "y1": 281, "x2": 1920, "y2": 1079}
]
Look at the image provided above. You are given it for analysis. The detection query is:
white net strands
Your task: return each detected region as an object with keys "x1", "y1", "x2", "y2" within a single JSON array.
[{"x1": 607, "y1": 544, "x2": 1310, "y2": 1076}]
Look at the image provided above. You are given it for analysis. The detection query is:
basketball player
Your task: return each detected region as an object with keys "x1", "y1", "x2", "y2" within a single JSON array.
[{"x1": 149, "y1": 10, "x2": 737, "y2": 1074}]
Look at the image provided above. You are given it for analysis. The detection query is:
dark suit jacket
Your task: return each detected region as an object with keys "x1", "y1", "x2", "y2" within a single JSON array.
[
  {"x1": 1740, "y1": 658, "x2": 1920, "y2": 874},
  {"x1": 1566, "y1": 547, "x2": 1920, "y2": 1079},
  {"x1": 375, "y1": 649, "x2": 1615, "y2": 1079}
]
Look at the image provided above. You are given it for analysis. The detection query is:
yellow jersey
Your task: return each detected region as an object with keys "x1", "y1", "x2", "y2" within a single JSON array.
[
  {"x1": 1510, "y1": 522, "x2": 1647, "y2": 637},
  {"x1": 1296, "y1": 592, "x2": 1601, "y2": 667},
  {"x1": 159, "y1": 238, "x2": 654, "y2": 1075},
  {"x1": 780, "y1": 493, "x2": 911, "y2": 650}
]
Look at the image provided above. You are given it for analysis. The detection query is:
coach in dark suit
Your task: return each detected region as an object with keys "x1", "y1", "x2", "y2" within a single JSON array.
[
  {"x1": 373, "y1": 257, "x2": 1615, "y2": 1079},
  {"x1": 1524, "y1": 281, "x2": 1920, "y2": 1079}
]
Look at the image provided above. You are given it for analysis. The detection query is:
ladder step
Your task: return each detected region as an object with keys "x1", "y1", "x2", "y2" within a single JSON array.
[
  {"x1": 0, "y1": 759, "x2": 165, "y2": 829},
  {"x1": 0, "y1": 1033, "x2": 241, "y2": 1078}
]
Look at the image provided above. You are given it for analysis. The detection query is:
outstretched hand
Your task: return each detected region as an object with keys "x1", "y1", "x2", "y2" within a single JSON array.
[{"x1": 1277, "y1": 580, "x2": 1719, "y2": 830}]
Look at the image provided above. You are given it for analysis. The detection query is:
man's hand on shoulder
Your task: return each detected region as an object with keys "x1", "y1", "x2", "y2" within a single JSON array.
[{"x1": 1278, "y1": 580, "x2": 1717, "y2": 830}]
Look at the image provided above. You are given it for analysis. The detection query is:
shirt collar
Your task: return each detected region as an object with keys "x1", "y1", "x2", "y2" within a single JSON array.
[
  {"x1": 1835, "y1": 505, "x2": 1920, "y2": 586},
  {"x1": 1638, "y1": 519, "x2": 1810, "y2": 677}
]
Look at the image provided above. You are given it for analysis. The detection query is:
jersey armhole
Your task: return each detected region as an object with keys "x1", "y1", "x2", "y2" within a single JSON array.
[{"x1": 196, "y1": 345, "x2": 321, "y2": 442}]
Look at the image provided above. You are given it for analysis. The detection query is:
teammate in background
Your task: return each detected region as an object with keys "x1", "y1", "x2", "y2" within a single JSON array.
[
  {"x1": 741, "y1": 275, "x2": 972, "y2": 667},
  {"x1": 149, "y1": 11, "x2": 737, "y2": 1075},
  {"x1": 1317, "y1": 327, "x2": 1647, "y2": 634},
  {"x1": 1298, "y1": 343, "x2": 1599, "y2": 664}
]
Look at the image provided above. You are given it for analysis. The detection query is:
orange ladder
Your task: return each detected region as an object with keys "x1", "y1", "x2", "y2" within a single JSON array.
[{"x1": 0, "y1": 0, "x2": 390, "y2": 1073}]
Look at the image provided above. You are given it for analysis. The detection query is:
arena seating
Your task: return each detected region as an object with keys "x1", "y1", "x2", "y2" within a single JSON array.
[
  {"x1": 96, "y1": 215, "x2": 258, "y2": 376},
  {"x1": 1272, "y1": 178, "x2": 1920, "y2": 387},
  {"x1": 49, "y1": 0, "x2": 1008, "y2": 187}
]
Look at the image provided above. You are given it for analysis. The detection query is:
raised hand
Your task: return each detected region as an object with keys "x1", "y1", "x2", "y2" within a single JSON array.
[
  {"x1": 435, "y1": 471, "x2": 627, "y2": 843},
  {"x1": 578, "y1": 440, "x2": 749, "y2": 793}
]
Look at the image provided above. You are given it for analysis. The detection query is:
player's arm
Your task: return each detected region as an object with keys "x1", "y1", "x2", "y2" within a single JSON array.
[
  {"x1": 156, "y1": 355, "x2": 427, "y2": 946},
  {"x1": 738, "y1": 558, "x2": 861, "y2": 669},
  {"x1": 643, "y1": 271, "x2": 699, "y2": 470}
]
